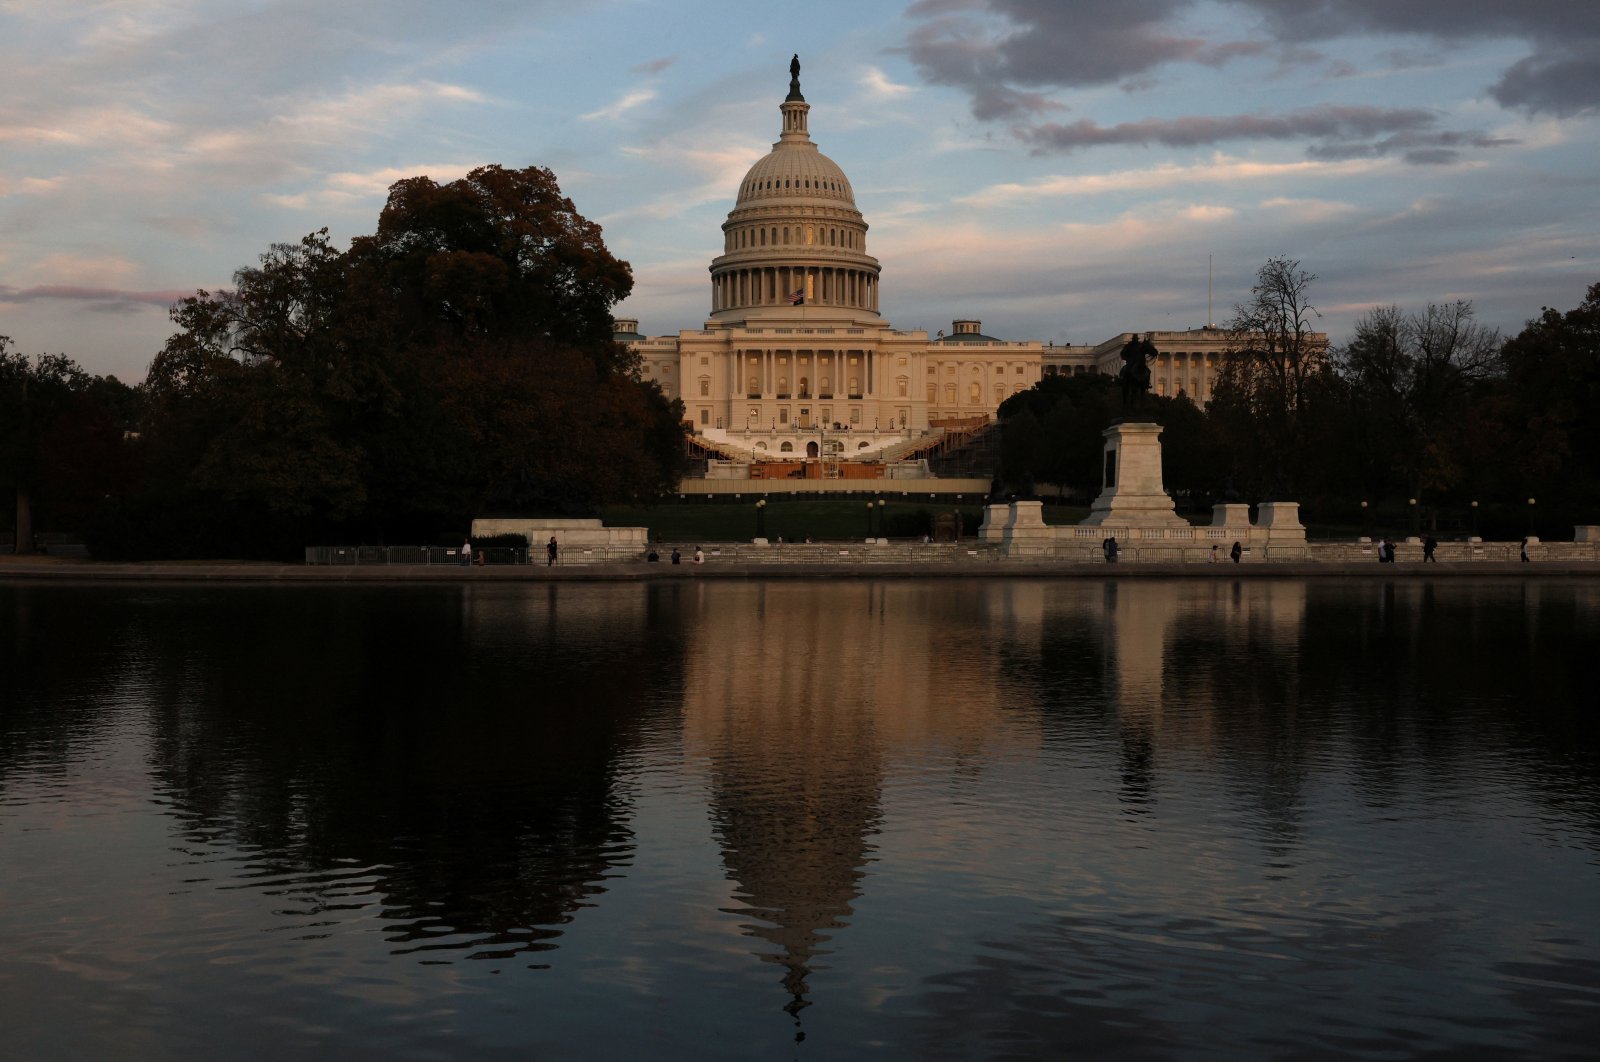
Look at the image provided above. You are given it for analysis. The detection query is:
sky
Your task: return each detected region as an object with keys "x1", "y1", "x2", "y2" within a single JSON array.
[{"x1": 2, "y1": 0, "x2": 1597, "y2": 383}]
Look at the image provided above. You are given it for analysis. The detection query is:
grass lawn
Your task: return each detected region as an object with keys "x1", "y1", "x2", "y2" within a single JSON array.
[{"x1": 601, "y1": 498, "x2": 1096, "y2": 542}]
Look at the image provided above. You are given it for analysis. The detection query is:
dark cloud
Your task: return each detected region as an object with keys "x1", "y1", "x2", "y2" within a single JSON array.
[
  {"x1": 1490, "y1": 48, "x2": 1600, "y2": 117},
  {"x1": 1305, "y1": 128, "x2": 1519, "y2": 165},
  {"x1": 902, "y1": 0, "x2": 1600, "y2": 120},
  {"x1": 1229, "y1": 1, "x2": 1600, "y2": 116},
  {"x1": 1013, "y1": 105, "x2": 1514, "y2": 164},
  {"x1": 901, "y1": 0, "x2": 1216, "y2": 118},
  {"x1": 0, "y1": 286, "x2": 187, "y2": 313},
  {"x1": 631, "y1": 55, "x2": 677, "y2": 76}
]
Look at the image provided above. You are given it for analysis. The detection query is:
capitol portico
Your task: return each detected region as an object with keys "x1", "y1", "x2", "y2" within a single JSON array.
[{"x1": 616, "y1": 59, "x2": 1275, "y2": 486}]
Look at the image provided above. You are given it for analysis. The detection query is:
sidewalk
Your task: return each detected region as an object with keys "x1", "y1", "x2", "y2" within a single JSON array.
[{"x1": 3, "y1": 554, "x2": 1597, "y2": 583}]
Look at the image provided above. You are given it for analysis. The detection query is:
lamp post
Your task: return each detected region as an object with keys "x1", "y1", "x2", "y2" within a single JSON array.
[
  {"x1": 866, "y1": 500, "x2": 875, "y2": 540},
  {"x1": 1527, "y1": 497, "x2": 1537, "y2": 538},
  {"x1": 877, "y1": 497, "x2": 886, "y2": 541},
  {"x1": 1470, "y1": 500, "x2": 1479, "y2": 540},
  {"x1": 756, "y1": 498, "x2": 767, "y2": 541},
  {"x1": 1408, "y1": 497, "x2": 1419, "y2": 537},
  {"x1": 1360, "y1": 500, "x2": 1370, "y2": 540}
]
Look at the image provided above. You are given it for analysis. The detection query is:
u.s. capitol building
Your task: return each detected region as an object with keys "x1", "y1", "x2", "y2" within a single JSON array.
[{"x1": 615, "y1": 60, "x2": 1252, "y2": 472}]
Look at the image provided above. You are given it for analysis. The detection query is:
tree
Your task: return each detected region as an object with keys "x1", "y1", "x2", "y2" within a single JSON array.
[
  {"x1": 1, "y1": 338, "x2": 134, "y2": 552},
  {"x1": 2, "y1": 340, "x2": 82, "y2": 552},
  {"x1": 128, "y1": 164, "x2": 683, "y2": 557},
  {"x1": 1337, "y1": 301, "x2": 1501, "y2": 508},
  {"x1": 1496, "y1": 282, "x2": 1600, "y2": 516},
  {"x1": 1218, "y1": 257, "x2": 1330, "y2": 496}
]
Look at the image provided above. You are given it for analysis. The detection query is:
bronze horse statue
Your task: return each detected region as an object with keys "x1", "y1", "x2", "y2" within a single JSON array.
[{"x1": 1118, "y1": 333, "x2": 1158, "y2": 406}]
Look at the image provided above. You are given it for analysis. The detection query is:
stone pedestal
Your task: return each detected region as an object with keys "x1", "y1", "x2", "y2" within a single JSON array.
[
  {"x1": 1211, "y1": 503, "x2": 1252, "y2": 530},
  {"x1": 1257, "y1": 501, "x2": 1307, "y2": 543},
  {"x1": 1001, "y1": 500, "x2": 1055, "y2": 554},
  {"x1": 1079, "y1": 422, "x2": 1188, "y2": 528},
  {"x1": 977, "y1": 503, "x2": 1010, "y2": 542}
]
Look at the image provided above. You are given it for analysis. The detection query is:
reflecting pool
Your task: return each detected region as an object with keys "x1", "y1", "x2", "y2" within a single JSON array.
[{"x1": 2, "y1": 578, "x2": 1597, "y2": 1059}]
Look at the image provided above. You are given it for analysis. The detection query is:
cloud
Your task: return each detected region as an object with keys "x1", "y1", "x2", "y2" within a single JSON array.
[
  {"x1": 606, "y1": 142, "x2": 764, "y2": 222},
  {"x1": 631, "y1": 55, "x2": 677, "y2": 76},
  {"x1": 860, "y1": 66, "x2": 914, "y2": 98},
  {"x1": 1228, "y1": 1, "x2": 1600, "y2": 116},
  {"x1": 1014, "y1": 105, "x2": 1453, "y2": 155},
  {"x1": 902, "y1": 0, "x2": 1257, "y2": 118},
  {"x1": 0, "y1": 285, "x2": 189, "y2": 313},
  {"x1": 955, "y1": 153, "x2": 1393, "y2": 208},
  {"x1": 901, "y1": 0, "x2": 1600, "y2": 122},
  {"x1": 261, "y1": 162, "x2": 482, "y2": 209},
  {"x1": 581, "y1": 89, "x2": 658, "y2": 122}
]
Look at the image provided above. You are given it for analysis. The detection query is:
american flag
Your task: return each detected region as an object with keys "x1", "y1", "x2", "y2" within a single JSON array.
[{"x1": 787, "y1": 289, "x2": 805, "y2": 305}]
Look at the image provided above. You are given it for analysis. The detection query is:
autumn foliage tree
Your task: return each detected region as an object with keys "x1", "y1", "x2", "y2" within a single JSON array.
[{"x1": 105, "y1": 165, "x2": 683, "y2": 558}]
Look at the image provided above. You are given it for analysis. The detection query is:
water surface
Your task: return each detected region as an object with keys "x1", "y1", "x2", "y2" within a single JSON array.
[{"x1": 2, "y1": 578, "x2": 1597, "y2": 1059}]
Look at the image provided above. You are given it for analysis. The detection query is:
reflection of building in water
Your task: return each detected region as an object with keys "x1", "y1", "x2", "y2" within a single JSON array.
[
  {"x1": 990, "y1": 580, "x2": 1310, "y2": 812},
  {"x1": 679, "y1": 583, "x2": 1039, "y2": 1021}
]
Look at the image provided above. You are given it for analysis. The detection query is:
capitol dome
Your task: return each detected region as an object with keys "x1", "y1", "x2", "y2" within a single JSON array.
[
  {"x1": 708, "y1": 57, "x2": 881, "y2": 322},
  {"x1": 734, "y1": 143, "x2": 855, "y2": 208}
]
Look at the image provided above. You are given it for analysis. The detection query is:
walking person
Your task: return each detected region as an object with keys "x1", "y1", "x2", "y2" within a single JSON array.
[
  {"x1": 1423, "y1": 535, "x2": 1437, "y2": 562},
  {"x1": 546, "y1": 536, "x2": 558, "y2": 567},
  {"x1": 1520, "y1": 537, "x2": 1531, "y2": 563},
  {"x1": 1210, "y1": 544, "x2": 1219, "y2": 564},
  {"x1": 1106, "y1": 536, "x2": 1119, "y2": 563},
  {"x1": 1230, "y1": 541, "x2": 1242, "y2": 564},
  {"x1": 460, "y1": 538, "x2": 472, "y2": 567}
]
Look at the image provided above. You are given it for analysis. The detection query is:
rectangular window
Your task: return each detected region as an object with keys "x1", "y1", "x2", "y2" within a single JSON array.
[
  {"x1": 700, "y1": 409, "x2": 709, "y2": 425},
  {"x1": 850, "y1": 408, "x2": 861, "y2": 424}
]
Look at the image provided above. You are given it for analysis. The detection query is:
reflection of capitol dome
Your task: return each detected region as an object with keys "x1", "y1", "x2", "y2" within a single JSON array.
[{"x1": 709, "y1": 59, "x2": 881, "y2": 321}]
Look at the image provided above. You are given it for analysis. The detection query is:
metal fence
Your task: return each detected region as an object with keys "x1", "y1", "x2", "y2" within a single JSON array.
[
  {"x1": 305, "y1": 546, "x2": 531, "y2": 565},
  {"x1": 303, "y1": 545, "x2": 658, "y2": 566}
]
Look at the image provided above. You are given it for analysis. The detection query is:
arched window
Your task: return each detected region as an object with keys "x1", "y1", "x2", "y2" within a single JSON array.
[
  {"x1": 858, "y1": 441, "x2": 870, "y2": 449},
  {"x1": 780, "y1": 441, "x2": 793, "y2": 452},
  {"x1": 820, "y1": 376, "x2": 831, "y2": 395},
  {"x1": 994, "y1": 385, "x2": 1003, "y2": 403},
  {"x1": 760, "y1": 228, "x2": 766, "y2": 246},
  {"x1": 945, "y1": 383, "x2": 956, "y2": 403},
  {"x1": 783, "y1": 227, "x2": 789, "y2": 244},
  {"x1": 748, "y1": 376, "x2": 760, "y2": 395},
  {"x1": 778, "y1": 376, "x2": 789, "y2": 397},
  {"x1": 799, "y1": 376, "x2": 809, "y2": 397},
  {"x1": 848, "y1": 376, "x2": 860, "y2": 396},
  {"x1": 968, "y1": 382, "x2": 981, "y2": 403},
  {"x1": 755, "y1": 441, "x2": 769, "y2": 450}
]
